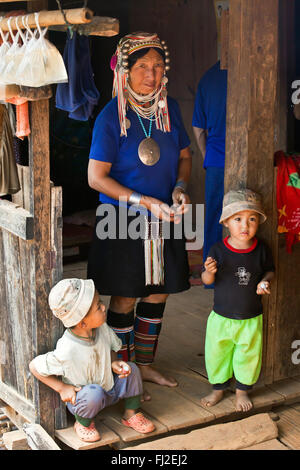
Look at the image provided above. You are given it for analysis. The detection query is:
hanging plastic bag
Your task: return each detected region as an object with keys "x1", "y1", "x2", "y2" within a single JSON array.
[
  {"x1": 17, "y1": 13, "x2": 67, "y2": 87},
  {"x1": 4, "y1": 16, "x2": 27, "y2": 85},
  {"x1": 16, "y1": 14, "x2": 46, "y2": 87},
  {"x1": 36, "y1": 12, "x2": 68, "y2": 86},
  {"x1": 0, "y1": 18, "x2": 12, "y2": 85}
]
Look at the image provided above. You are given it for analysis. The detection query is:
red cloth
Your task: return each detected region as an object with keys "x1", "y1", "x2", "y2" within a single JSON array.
[{"x1": 275, "y1": 151, "x2": 300, "y2": 252}]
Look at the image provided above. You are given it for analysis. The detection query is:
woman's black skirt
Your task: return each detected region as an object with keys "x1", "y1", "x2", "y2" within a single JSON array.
[{"x1": 87, "y1": 204, "x2": 190, "y2": 298}]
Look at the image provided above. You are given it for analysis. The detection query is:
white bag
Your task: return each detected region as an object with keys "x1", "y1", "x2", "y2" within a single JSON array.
[
  {"x1": 0, "y1": 18, "x2": 12, "y2": 85},
  {"x1": 17, "y1": 13, "x2": 68, "y2": 87},
  {"x1": 17, "y1": 14, "x2": 46, "y2": 87},
  {"x1": 4, "y1": 17, "x2": 27, "y2": 85}
]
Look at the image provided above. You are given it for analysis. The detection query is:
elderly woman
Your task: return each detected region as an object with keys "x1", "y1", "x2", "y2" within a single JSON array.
[{"x1": 87, "y1": 32, "x2": 192, "y2": 393}]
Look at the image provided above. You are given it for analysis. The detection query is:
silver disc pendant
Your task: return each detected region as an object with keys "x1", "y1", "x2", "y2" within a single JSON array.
[{"x1": 138, "y1": 137, "x2": 160, "y2": 166}]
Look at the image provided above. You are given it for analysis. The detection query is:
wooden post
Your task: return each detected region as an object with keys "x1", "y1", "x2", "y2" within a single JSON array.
[
  {"x1": 225, "y1": 0, "x2": 279, "y2": 383},
  {"x1": 26, "y1": 0, "x2": 55, "y2": 437}
]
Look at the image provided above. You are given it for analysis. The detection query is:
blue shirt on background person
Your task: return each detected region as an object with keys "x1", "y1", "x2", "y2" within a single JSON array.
[
  {"x1": 192, "y1": 61, "x2": 227, "y2": 169},
  {"x1": 192, "y1": 61, "x2": 228, "y2": 283}
]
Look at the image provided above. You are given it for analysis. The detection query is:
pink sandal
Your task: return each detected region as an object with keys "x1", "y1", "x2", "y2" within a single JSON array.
[
  {"x1": 74, "y1": 420, "x2": 101, "y2": 442},
  {"x1": 122, "y1": 412, "x2": 155, "y2": 434}
]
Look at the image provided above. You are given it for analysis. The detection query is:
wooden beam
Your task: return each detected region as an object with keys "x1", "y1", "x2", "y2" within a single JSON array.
[
  {"x1": 0, "y1": 200, "x2": 34, "y2": 240},
  {"x1": 0, "y1": 382, "x2": 36, "y2": 423},
  {"x1": 2, "y1": 430, "x2": 30, "y2": 450},
  {"x1": 49, "y1": 15, "x2": 119, "y2": 37},
  {"x1": 0, "y1": 8, "x2": 93, "y2": 31},
  {"x1": 23, "y1": 423, "x2": 61, "y2": 450},
  {"x1": 1, "y1": 405, "x2": 30, "y2": 430}
]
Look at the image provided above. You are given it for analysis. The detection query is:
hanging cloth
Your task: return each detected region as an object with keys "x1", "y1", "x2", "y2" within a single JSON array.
[
  {"x1": 56, "y1": 30, "x2": 99, "y2": 121},
  {"x1": 275, "y1": 150, "x2": 300, "y2": 252},
  {"x1": 0, "y1": 104, "x2": 20, "y2": 196}
]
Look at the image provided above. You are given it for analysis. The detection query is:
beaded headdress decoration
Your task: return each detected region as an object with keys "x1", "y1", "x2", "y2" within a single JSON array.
[{"x1": 110, "y1": 32, "x2": 171, "y2": 137}]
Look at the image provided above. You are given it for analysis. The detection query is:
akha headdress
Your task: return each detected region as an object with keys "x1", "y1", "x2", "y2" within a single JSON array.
[{"x1": 110, "y1": 32, "x2": 171, "y2": 137}]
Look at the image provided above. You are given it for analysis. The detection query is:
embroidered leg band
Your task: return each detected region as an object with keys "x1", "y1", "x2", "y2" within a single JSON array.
[
  {"x1": 107, "y1": 309, "x2": 135, "y2": 362},
  {"x1": 134, "y1": 302, "x2": 166, "y2": 366}
]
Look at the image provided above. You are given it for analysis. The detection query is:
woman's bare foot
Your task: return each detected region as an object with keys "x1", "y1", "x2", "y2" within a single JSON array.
[
  {"x1": 140, "y1": 389, "x2": 151, "y2": 402},
  {"x1": 138, "y1": 364, "x2": 178, "y2": 387},
  {"x1": 200, "y1": 389, "x2": 224, "y2": 407},
  {"x1": 235, "y1": 389, "x2": 253, "y2": 412}
]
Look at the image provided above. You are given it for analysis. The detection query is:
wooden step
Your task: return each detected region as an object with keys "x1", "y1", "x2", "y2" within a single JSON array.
[{"x1": 123, "y1": 413, "x2": 278, "y2": 450}]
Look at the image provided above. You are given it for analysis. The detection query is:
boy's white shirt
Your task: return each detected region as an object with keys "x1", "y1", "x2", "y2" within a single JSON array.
[{"x1": 31, "y1": 323, "x2": 122, "y2": 392}]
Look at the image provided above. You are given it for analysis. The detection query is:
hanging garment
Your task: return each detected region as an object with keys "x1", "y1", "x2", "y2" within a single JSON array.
[
  {"x1": 0, "y1": 104, "x2": 20, "y2": 196},
  {"x1": 5, "y1": 97, "x2": 30, "y2": 139},
  {"x1": 275, "y1": 150, "x2": 300, "y2": 252},
  {"x1": 56, "y1": 31, "x2": 99, "y2": 121}
]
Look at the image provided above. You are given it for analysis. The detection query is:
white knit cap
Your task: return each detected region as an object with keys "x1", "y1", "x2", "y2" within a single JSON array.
[{"x1": 49, "y1": 278, "x2": 95, "y2": 328}]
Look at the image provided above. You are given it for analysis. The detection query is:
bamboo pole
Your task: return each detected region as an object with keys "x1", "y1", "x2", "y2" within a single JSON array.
[{"x1": 0, "y1": 8, "x2": 93, "y2": 31}]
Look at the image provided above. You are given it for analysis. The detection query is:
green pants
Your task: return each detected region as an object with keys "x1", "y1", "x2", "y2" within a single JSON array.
[{"x1": 205, "y1": 311, "x2": 263, "y2": 387}]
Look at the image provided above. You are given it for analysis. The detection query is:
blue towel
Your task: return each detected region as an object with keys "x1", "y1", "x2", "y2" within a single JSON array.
[{"x1": 56, "y1": 31, "x2": 100, "y2": 121}]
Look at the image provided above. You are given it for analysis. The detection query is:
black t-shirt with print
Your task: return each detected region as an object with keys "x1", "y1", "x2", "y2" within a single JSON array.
[{"x1": 208, "y1": 237, "x2": 275, "y2": 320}]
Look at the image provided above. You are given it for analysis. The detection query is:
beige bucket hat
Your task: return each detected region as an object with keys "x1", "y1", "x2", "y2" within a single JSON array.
[
  {"x1": 49, "y1": 278, "x2": 95, "y2": 328},
  {"x1": 219, "y1": 189, "x2": 267, "y2": 224}
]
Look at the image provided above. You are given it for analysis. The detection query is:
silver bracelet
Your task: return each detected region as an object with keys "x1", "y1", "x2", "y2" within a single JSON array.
[
  {"x1": 129, "y1": 191, "x2": 142, "y2": 205},
  {"x1": 174, "y1": 180, "x2": 187, "y2": 192}
]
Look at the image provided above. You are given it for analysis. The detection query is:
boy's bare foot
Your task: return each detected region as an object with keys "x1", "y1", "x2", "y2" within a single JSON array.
[
  {"x1": 138, "y1": 364, "x2": 178, "y2": 387},
  {"x1": 235, "y1": 389, "x2": 253, "y2": 412},
  {"x1": 200, "y1": 389, "x2": 224, "y2": 407}
]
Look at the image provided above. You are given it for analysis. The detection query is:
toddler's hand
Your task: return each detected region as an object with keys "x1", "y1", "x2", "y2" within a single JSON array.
[
  {"x1": 204, "y1": 257, "x2": 218, "y2": 274},
  {"x1": 59, "y1": 384, "x2": 81, "y2": 405},
  {"x1": 256, "y1": 281, "x2": 271, "y2": 295},
  {"x1": 112, "y1": 360, "x2": 131, "y2": 378}
]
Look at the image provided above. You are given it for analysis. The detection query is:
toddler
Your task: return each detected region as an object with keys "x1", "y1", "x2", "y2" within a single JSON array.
[{"x1": 201, "y1": 189, "x2": 275, "y2": 412}]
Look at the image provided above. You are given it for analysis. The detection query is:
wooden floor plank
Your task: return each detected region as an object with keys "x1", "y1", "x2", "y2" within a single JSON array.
[
  {"x1": 242, "y1": 439, "x2": 288, "y2": 450},
  {"x1": 160, "y1": 368, "x2": 237, "y2": 419},
  {"x1": 240, "y1": 386, "x2": 285, "y2": 410},
  {"x1": 98, "y1": 401, "x2": 168, "y2": 443},
  {"x1": 276, "y1": 406, "x2": 300, "y2": 450},
  {"x1": 267, "y1": 378, "x2": 300, "y2": 404},
  {"x1": 139, "y1": 382, "x2": 215, "y2": 432}
]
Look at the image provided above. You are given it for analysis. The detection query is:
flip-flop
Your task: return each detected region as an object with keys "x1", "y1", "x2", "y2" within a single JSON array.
[
  {"x1": 121, "y1": 412, "x2": 155, "y2": 434},
  {"x1": 74, "y1": 420, "x2": 101, "y2": 442}
]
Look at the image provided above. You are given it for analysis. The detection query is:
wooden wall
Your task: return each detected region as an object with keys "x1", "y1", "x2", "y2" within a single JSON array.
[{"x1": 129, "y1": 0, "x2": 218, "y2": 208}]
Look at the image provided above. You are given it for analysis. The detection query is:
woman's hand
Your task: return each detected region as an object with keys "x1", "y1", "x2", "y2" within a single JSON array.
[
  {"x1": 112, "y1": 361, "x2": 131, "y2": 378},
  {"x1": 171, "y1": 188, "x2": 191, "y2": 223},
  {"x1": 59, "y1": 384, "x2": 82, "y2": 405},
  {"x1": 141, "y1": 195, "x2": 176, "y2": 222}
]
